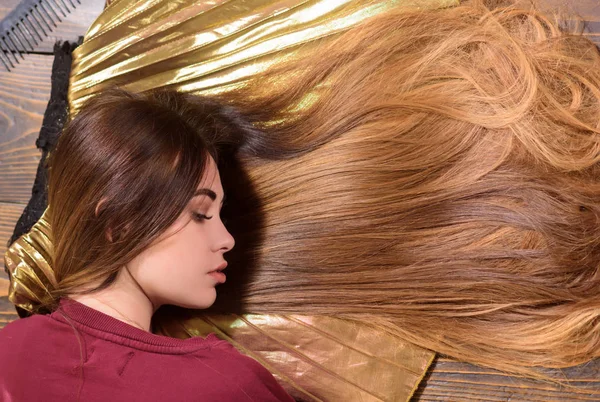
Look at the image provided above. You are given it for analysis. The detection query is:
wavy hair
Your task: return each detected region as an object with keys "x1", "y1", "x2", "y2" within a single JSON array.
[{"x1": 208, "y1": 0, "x2": 600, "y2": 377}]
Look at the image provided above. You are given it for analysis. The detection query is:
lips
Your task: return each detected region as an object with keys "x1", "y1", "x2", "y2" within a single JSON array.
[
  {"x1": 209, "y1": 262, "x2": 227, "y2": 273},
  {"x1": 208, "y1": 263, "x2": 227, "y2": 284}
]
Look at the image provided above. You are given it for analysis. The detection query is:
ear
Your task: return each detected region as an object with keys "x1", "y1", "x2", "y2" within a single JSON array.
[
  {"x1": 94, "y1": 197, "x2": 114, "y2": 242},
  {"x1": 95, "y1": 197, "x2": 133, "y2": 243},
  {"x1": 106, "y1": 227, "x2": 114, "y2": 243},
  {"x1": 108, "y1": 222, "x2": 133, "y2": 243},
  {"x1": 95, "y1": 197, "x2": 108, "y2": 217},
  {"x1": 121, "y1": 222, "x2": 132, "y2": 238}
]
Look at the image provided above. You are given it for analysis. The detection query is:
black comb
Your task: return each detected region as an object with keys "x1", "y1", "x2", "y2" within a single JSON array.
[{"x1": 0, "y1": 0, "x2": 81, "y2": 71}]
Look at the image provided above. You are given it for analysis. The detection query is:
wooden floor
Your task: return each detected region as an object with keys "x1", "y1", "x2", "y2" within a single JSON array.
[{"x1": 0, "y1": 1, "x2": 599, "y2": 401}]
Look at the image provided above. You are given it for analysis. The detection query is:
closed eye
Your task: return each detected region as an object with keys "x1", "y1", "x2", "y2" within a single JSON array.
[{"x1": 193, "y1": 213, "x2": 213, "y2": 221}]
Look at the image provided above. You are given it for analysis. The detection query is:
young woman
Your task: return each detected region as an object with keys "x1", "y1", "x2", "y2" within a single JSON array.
[
  {"x1": 0, "y1": 88, "x2": 295, "y2": 401},
  {"x1": 5, "y1": 0, "x2": 600, "y2": 392}
]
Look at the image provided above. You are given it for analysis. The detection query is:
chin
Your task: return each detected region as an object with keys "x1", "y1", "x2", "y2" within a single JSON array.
[
  {"x1": 171, "y1": 300, "x2": 214, "y2": 310},
  {"x1": 175, "y1": 289, "x2": 217, "y2": 310}
]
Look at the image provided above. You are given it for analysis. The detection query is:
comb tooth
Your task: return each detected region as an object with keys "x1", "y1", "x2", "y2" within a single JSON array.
[
  {"x1": 57, "y1": 0, "x2": 72, "y2": 13},
  {"x1": 0, "y1": 36, "x2": 19, "y2": 64},
  {"x1": 0, "y1": 42, "x2": 16, "y2": 69},
  {"x1": 36, "y1": 3, "x2": 57, "y2": 28},
  {"x1": 49, "y1": 0, "x2": 67, "y2": 18},
  {"x1": 0, "y1": 0, "x2": 83, "y2": 71},
  {"x1": 6, "y1": 33, "x2": 24, "y2": 59},
  {"x1": 12, "y1": 31, "x2": 28, "y2": 56},
  {"x1": 0, "y1": 51, "x2": 13, "y2": 72},
  {"x1": 23, "y1": 15, "x2": 43, "y2": 42},
  {"x1": 2, "y1": 38, "x2": 20, "y2": 64},
  {"x1": 14, "y1": 25, "x2": 35, "y2": 51},
  {"x1": 30, "y1": 8, "x2": 49, "y2": 36},
  {"x1": 44, "y1": 1, "x2": 63, "y2": 23},
  {"x1": 40, "y1": 0, "x2": 62, "y2": 23},
  {"x1": 9, "y1": 27, "x2": 28, "y2": 52}
]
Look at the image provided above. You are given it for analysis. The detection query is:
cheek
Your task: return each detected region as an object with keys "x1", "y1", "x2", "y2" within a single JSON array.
[
  {"x1": 156, "y1": 246, "x2": 218, "y2": 310},
  {"x1": 132, "y1": 232, "x2": 218, "y2": 308},
  {"x1": 176, "y1": 225, "x2": 213, "y2": 261},
  {"x1": 161, "y1": 219, "x2": 209, "y2": 249},
  {"x1": 157, "y1": 233, "x2": 212, "y2": 278}
]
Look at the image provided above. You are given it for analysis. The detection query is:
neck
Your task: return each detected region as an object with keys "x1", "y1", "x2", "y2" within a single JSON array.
[{"x1": 69, "y1": 266, "x2": 156, "y2": 332}]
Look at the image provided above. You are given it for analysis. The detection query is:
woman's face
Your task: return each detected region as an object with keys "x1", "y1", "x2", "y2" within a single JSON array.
[{"x1": 127, "y1": 157, "x2": 235, "y2": 310}]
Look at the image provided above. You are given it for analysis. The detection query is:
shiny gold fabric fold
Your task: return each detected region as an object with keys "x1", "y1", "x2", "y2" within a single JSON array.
[
  {"x1": 68, "y1": 0, "x2": 457, "y2": 113},
  {"x1": 154, "y1": 312, "x2": 434, "y2": 401},
  {"x1": 4, "y1": 209, "x2": 55, "y2": 315}
]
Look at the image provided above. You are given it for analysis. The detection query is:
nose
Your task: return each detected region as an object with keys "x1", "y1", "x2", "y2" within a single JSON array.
[{"x1": 216, "y1": 220, "x2": 235, "y2": 253}]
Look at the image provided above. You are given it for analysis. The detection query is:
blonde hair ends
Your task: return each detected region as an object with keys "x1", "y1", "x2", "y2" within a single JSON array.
[{"x1": 214, "y1": 0, "x2": 600, "y2": 378}]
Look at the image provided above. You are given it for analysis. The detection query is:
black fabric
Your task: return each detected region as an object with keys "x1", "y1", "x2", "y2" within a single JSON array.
[
  {"x1": 5, "y1": 39, "x2": 80, "y2": 318},
  {"x1": 6, "y1": 40, "x2": 79, "y2": 248}
]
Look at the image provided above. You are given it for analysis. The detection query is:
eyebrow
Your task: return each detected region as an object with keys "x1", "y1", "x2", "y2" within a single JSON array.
[{"x1": 193, "y1": 188, "x2": 226, "y2": 204}]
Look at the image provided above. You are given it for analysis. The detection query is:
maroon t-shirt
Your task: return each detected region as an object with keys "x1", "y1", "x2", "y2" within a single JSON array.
[{"x1": 0, "y1": 298, "x2": 294, "y2": 401}]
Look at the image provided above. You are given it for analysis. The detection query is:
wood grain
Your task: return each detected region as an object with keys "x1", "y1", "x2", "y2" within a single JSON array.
[
  {"x1": 584, "y1": 20, "x2": 600, "y2": 45},
  {"x1": 0, "y1": 202, "x2": 26, "y2": 298},
  {"x1": 0, "y1": 53, "x2": 51, "y2": 204},
  {"x1": 542, "y1": 0, "x2": 600, "y2": 21},
  {"x1": 0, "y1": 296, "x2": 19, "y2": 325},
  {"x1": 414, "y1": 357, "x2": 600, "y2": 401}
]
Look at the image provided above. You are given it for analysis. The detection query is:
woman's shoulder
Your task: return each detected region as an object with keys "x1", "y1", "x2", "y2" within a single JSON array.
[
  {"x1": 0, "y1": 313, "x2": 74, "y2": 360},
  {"x1": 0, "y1": 315, "x2": 62, "y2": 378},
  {"x1": 186, "y1": 337, "x2": 294, "y2": 401},
  {"x1": 0, "y1": 314, "x2": 54, "y2": 340}
]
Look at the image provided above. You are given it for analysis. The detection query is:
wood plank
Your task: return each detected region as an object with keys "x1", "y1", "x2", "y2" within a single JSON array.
[
  {"x1": 0, "y1": 53, "x2": 51, "y2": 204},
  {"x1": 0, "y1": 276, "x2": 8, "y2": 298},
  {"x1": 0, "y1": 296, "x2": 18, "y2": 328},
  {"x1": 0, "y1": 201, "x2": 26, "y2": 299},
  {"x1": 584, "y1": 20, "x2": 600, "y2": 45},
  {"x1": 414, "y1": 357, "x2": 600, "y2": 401},
  {"x1": 542, "y1": 0, "x2": 600, "y2": 21}
]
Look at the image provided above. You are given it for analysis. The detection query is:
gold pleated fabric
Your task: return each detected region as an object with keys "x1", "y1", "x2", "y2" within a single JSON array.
[
  {"x1": 155, "y1": 312, "x2": 435, "y2": 401},
  {"x1": 4, "y1": 209, "x2": 55, "y2": 315},
  {"x1": 69, "y1": 0, "x2": 457, "y2": 113},
  {"x1": 4, "y1": 0, "x2": 463, "y2": 399}
]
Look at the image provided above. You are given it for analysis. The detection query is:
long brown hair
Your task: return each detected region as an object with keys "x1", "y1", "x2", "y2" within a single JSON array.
[
  {"x1": 44, "y1": 87, "x2": 253, "y2": 314},
  {"x1": 208, "y1": 0, "x2": 600, "y2": 377}
]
